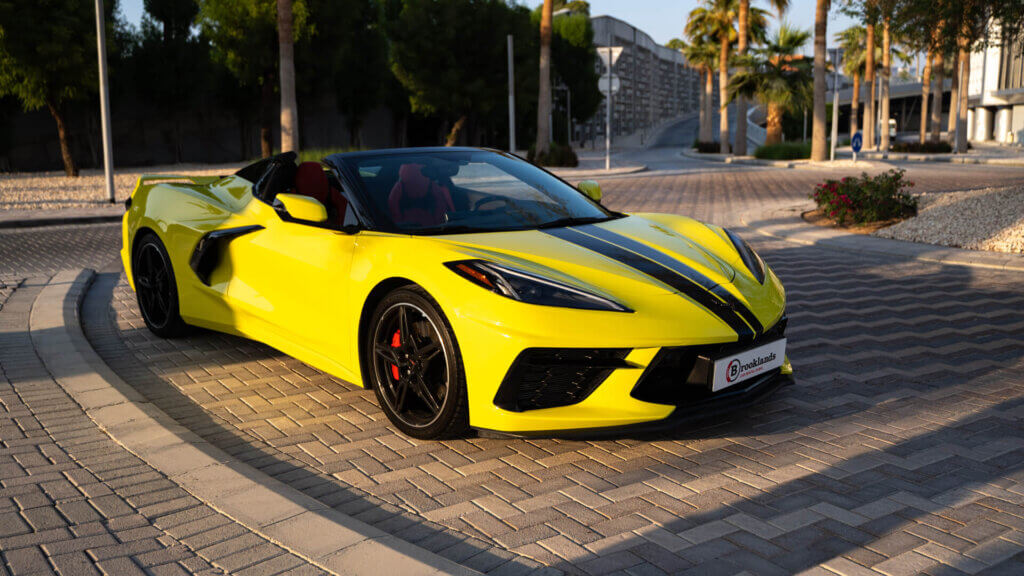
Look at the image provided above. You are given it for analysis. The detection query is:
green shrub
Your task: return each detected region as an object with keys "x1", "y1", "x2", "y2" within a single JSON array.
[
  {"x1": 891, "y1": 141, "x2": 952, "y2": 154},
  {"x1": 810, "y1": 169, "x2": 917, "y2": 225},
  {"x1": 754, "y1": 141, "x2": 812, "y2": 160},
  {"x1": 692, "y1": 140, "x2": 722, "y2": 154},
  {"x1": 528, "y1": 142, "x2": 579, "y2": 167}
]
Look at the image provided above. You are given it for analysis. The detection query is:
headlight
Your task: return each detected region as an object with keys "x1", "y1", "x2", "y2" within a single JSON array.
[
  {"x1": 725, "y1": 229, "x2": 766, "y2": 283},
  {"x1": 445, "y1": 260, "x2": 632, "y2": 312}
]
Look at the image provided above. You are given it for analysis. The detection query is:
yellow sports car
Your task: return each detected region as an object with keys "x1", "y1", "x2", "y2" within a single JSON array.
[{"x1": 122, "y1": 148, "x2": 791, "y2": 439}]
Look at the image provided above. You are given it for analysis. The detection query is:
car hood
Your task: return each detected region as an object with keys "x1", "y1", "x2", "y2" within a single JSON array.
[{"x1": 429, "y1": 214, "x2": 741, "y2": 302}]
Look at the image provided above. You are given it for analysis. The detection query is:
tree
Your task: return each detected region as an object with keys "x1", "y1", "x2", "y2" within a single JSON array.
[
  {"x1": 298, "y1": 0, "x2": 387, "y2": 147},
  {"x1": 879, "y1": 11, "x2": 892, "y2": 152},
  {"x1": 682, "y1": 39, "x2": 719, "y2": 143},
  {"x1": 0, "y1": 0, "x2": 119, "y2": 176},
  {"x1": 535, "y1": 0, "x2": 553, "y2": 154},
  {"x1": 728, "y1": 24, "x2": 812, "y2": 145},
  {"x1": 386, "y1": 0, "x2": 534, "y2": 147},
  {"x1": 133, "y1": 0, "x2": 206, "y2": 163},
  {"x1": 550, "y1": 12, "x2": 601, "y2": 133},
  {"x1": 735, "y1": 0, "x2": 788, "y2": 156},
  {"x1": 919, "y1": 48, "x2": 932, "y2": 143},
  {"x1": 197, "y1": 0, "x2": 308, "y2": 158},
  {"x1": 810, "y1": 0, "x2": 828, "y2": 161},
  {"x1": 689, "y1": 0, "x2": 737, "y2": 154},
  {"x1": 836, "y1": 25, "x2": 866, "y2": 137},
  {"x1": 278, "y1": 0, "x2": 298, "y2": 152}
]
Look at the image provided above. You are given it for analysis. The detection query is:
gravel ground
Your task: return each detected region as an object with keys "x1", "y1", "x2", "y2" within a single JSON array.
[
  {"x1": 0, "y1": 163, "x2": 243, "y2": 210},
  {"x1": 875, "y1": 185, "x2": 1024, "y2": 254}
]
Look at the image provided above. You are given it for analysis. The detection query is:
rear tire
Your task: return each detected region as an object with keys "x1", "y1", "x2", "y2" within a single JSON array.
[
  {"x1": 367, "y1": 287, "x2": 469, "y2": 439},
  {"x1": 132, "y1": 232, "x2": 190, "y2": 339}
]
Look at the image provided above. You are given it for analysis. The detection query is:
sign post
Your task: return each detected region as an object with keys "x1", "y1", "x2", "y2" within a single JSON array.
[
  {"x1": 851, "y1": 131, "x2": 862, "y2": 163},
  {"x1": 598, "y1": 46, "x2": 623, "y2": 171}
]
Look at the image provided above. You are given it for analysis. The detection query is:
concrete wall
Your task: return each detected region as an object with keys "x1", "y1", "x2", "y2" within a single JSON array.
[{"x1": 0, "y1": 92, "x2": 396, "y2": 173}]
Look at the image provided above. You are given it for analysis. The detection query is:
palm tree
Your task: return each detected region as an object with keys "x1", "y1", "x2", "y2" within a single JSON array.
[
  {"x1": 277, "y1": 0, "x2": 298, "y2": 153},
  {"x1": 535, "y1": 0, "x2": 554, "y2": 155},
  {"x1": 735, "y1": 0, "x2": 789, "y2": 155},
  {"x1": 879, "y1": 15, "x2": 892, "y2": 152},
  {"x1": 810, "y1": 0, "x2": 828, "y2": 161},
  {"x1": 836, "y1": 26, "x2": 866, "y2": 138},
  {"x1": 728, "y1": 24, "x2": 812, "y2": 145},
  {"x1": 687, "y1": 0, "x2": 767, "y2": 154},
  {"x1": 682, "y1": 38, "x2": 720, "y2": 143}
]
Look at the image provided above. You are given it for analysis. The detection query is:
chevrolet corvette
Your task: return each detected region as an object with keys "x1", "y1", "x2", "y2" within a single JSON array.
[{"x1": 121, "y1": 147, "x2": 791, "y2": 439}]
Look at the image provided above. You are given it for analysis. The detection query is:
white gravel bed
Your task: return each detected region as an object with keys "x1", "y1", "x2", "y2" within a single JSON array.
[
  {"x1": 0, "y1": 163, "x2": 243, "y2": 211},
  {"x1": 874, "y1": 186, "x2": 1024, "y2": 254}
]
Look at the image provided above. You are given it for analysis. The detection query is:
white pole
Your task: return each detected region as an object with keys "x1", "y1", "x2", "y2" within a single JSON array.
[
  {"x1": 830, "y1": 50, "x2": 839, "y2": 162},
  {"x1": 605, "y1": 47, "x2": 612, "y2": 171},
  {"x1": 507, "y1": 35, "x2": 516, "y2": 153},
  {"x1": 94, "y1": 0, "x2": 115, "y2": 203}
]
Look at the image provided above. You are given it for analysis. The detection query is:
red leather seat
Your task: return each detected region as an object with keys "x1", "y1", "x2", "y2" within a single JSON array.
[
  {"x1": 388, "y1": 164, "x2": 454, "y2": 227},
  {"x1": 294, "y1": 162, "x2": 329, "y2": 204},
  {"x1": 294, "y1": 161, "x2": 347, "y2": 225}
]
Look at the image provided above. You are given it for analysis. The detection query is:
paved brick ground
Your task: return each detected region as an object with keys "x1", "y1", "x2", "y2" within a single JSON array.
[
  {"x1": 0, "y1": 279, "x2": 323, "y2": 576},
  {"x1": 85, "y1": 235, "x2": 1024, "y2": 576},
  {"x1": 4, "y1": 161, "x2": 1024, "y2": 575}
]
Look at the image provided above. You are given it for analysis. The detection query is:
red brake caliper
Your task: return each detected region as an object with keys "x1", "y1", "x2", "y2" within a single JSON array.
[{"x1": 390, "y1": 330, "x2": 401, "y2": 380}]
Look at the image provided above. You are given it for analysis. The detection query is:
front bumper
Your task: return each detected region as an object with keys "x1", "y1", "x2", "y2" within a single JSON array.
[
  {"x1": 467, "y1": 317, "x2": 793, "y2": 436},
  {"x1": 475, "y1": 368, "x2": 794, "y2": 438}
]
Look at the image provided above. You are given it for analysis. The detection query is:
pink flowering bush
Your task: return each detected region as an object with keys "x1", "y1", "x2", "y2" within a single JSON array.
[{"x1": 810, "y1": 169, "x2": 917, "y2": 225}]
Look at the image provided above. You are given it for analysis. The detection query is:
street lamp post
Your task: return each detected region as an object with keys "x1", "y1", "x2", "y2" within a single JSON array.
[
  {"x1": 507, "y1": 34, "x2": 516, "y2": 153},
  {"x1": 94, "y1": 0, "x2": 115, "y2": 203}
]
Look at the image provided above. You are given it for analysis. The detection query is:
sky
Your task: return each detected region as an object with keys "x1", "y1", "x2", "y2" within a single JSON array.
[{"x1": 119, "y1": 0, "x2": 858, "y2": 53}]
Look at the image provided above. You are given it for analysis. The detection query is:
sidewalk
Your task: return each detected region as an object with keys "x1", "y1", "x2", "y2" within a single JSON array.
[
  {"x1": 739, "y1": 202, "x2": 1024, "y2": 272},
  {"x1": 681, "y1": 140, "x2": 1024, "y2": 168},
  {"x1": 0, "y1": 156, "x2": 647, "y2": 229},
  {"x1": 0, "y1": 270, "x2": 482, "y2": 576}
]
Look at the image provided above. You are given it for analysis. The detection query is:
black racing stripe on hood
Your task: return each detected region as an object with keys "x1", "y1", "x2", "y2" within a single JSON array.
[
  {"x1": 543, "y1": 227, "x2": 756, "y2": 340},
  {"x1": 576, "y1": 224, "x2": 764, "y2": 335}
]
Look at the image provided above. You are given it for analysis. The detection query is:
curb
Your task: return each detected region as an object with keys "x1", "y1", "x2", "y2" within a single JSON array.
[
  {"x1": 0, "y1": 209, "x2": 123, "y2": 230},
  {"x1": 855, "y1": 152, "x2": 1024, "y2": 165},
  {"x1": 739, "y1": 204, "x2": 1024, "y2": 273},
  {"x1": 550, "y1": 165, "x2": 648, "y2": 178},
  {"x1": 680, "y1": 148, "x2": 1024, "y2": 169},
  {"x1": 679, "y1": 148, "x2": 797, "y2": 168},
  {"x1": 29, "y1": 269, "x2": 480, "y2": 576}
]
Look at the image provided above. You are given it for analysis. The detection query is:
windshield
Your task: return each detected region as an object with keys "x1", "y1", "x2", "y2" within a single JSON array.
[{"x1": 335, "y1": 150, "x2": 614, "y2": 234}]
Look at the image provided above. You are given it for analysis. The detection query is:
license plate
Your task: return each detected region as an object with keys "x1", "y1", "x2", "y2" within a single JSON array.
[{"x1": 711, "y1": 338, "x2": 786, "y2": 391}]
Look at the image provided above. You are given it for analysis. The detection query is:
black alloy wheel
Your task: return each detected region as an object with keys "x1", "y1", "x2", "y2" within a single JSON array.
[
  {"x1": 368, "y1": 287, "x2": 468, "y2": 439},
  {"x1": 133, "y1": 233, "x2": 189, "y2": 338}
]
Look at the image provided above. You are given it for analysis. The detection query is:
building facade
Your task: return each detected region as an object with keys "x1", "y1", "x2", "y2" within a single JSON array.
[
  {"x1": 580, "y1": 15, "x2": 701, "y2": 144},
  {"x1": 967, "y1": 29, "x2": 1024, "y2": 144}
]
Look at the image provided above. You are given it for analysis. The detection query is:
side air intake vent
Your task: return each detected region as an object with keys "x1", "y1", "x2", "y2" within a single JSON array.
[{"x1": 494, "y1": 348, "x2": 631, "y2": 412}]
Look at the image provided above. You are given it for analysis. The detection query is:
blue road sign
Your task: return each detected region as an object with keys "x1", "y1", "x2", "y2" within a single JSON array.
[{"x1": 851, "y1": 132, "x2": 863, "y2": 153}]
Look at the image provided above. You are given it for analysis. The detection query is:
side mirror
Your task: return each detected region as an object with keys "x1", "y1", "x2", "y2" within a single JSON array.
[
  {"x1": 276, "y1": 193, "x2": 327, "y2": 223},
  {"x1": 578, "y1": 180, "x2": 602, "y2": 202}
]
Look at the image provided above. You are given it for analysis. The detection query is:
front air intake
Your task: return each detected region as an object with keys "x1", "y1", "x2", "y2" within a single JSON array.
[{"x1": 494, "y1": 348, "x2": 631, "y2": 412}]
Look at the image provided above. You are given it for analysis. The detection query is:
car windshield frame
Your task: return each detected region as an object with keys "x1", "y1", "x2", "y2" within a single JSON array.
[{"x1": 323, "y1": 148, "x2": 619, "y2": 236}]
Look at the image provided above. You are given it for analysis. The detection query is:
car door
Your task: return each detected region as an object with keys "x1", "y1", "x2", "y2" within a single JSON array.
[{"x1": 223, "y1": 187, "x2": 358, "y2": 378}]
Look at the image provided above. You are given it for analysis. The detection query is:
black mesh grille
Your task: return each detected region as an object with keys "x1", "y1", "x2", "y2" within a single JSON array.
[
  {"x1": 495, "y1": 348, "x2": 632, "y2": 412},
  {"x1": 632, "y1": 316, "x2": 787, "y2": 406}
]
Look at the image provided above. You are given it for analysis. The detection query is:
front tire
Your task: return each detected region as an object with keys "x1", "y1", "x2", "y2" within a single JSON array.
[
  {"x1": 367, "y1": 287, "x2": 469, "y2": 439},
  {"x1": 132, "y1": 232, "x2": 190, "y2": 338}
]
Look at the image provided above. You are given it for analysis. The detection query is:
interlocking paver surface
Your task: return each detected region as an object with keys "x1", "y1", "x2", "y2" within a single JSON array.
[
  {"x1": 4, "y1": 158, "x2": 1024, "y2": 575},
  {"x1": 0, "y1": 279, "x2": 322, "y2": 575}
]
